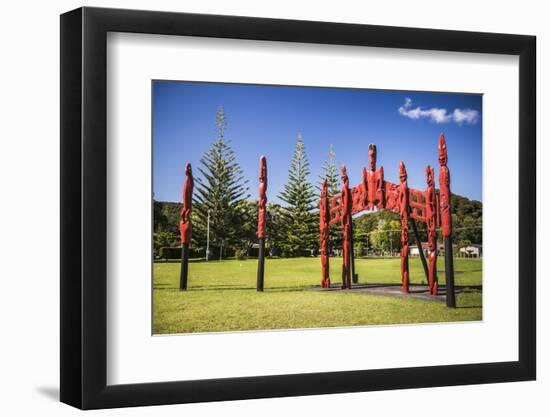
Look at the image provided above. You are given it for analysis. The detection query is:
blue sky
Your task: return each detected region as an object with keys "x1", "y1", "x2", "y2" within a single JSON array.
[{"x1": 153, "y1": 81, "x2": 482, "y2": 204}]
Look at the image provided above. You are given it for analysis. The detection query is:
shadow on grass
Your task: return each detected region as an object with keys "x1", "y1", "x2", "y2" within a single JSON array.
[
  {"x1": 155, "y1": 285, "x2": 253, "y2": 292},
  {"x1": 264, "y1": 286, "x2": 313, "y2": 293},
  {"x1": 154, "y1": 285, "x2": 316, "y2": 293},
  {"x1": 154, "y1": 283, "x2": 483, "y2": 311}
]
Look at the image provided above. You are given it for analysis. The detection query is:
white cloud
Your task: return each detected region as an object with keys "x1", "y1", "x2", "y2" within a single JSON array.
[
  {"x1": 452, "y1": 108, "x2": 479, "y2": 125},
  {"x1": 398, "y1": 98, "x2": 479, "y2": 125}
]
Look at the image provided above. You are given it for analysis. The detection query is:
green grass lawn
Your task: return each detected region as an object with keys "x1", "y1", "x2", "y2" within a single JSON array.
[{"x1": 153, "y1": 257, "x2": 482, "y2": 334}]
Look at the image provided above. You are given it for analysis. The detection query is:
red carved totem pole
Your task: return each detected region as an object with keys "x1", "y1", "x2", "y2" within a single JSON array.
[
  {"x1": 425, "y1": 165, "x2": 438, "y2": 295},
  {"x1": 438, "y1": 135, "x2": 452, "y2": 238},
  {"x1": 398, "y1": 161, "x2": 410, "y2": 293},
  {"x1": 320, "y1": 179, "x2": 331, "y2": 288},
  {"x1": 179, "y1": 163, "x2": 194, "y2": 290},
  {"x1": 257, "y1": 156, "x2": 268, "y2": 292},
  {"x1": 438, "y1": 134, "x2": 456, "y2": 307},
  {"x1": 341, "y1": 165, "x2": 352, "y2": 289}
]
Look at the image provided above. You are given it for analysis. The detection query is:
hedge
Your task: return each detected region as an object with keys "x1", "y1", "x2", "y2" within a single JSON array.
[{"x1": 158, "y1": 247, "x2": 182, "y2": 259}]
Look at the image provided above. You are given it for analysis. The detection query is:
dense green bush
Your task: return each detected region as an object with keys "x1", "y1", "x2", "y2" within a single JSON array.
[
  {"x1": 159, "y1": 247, "x2": 182, "y2": 260},
  {"x1": 235, "y1": 248, "x2": 247, "y2": 260}
]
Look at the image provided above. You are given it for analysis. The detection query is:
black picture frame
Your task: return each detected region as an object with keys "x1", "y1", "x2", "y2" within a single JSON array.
[{"x1": 60, "y1": 6, "x2": 536, "y2": 410}]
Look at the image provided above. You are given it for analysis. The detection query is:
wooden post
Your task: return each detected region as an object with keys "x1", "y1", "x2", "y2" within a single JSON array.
[
  {"x1": 410, "y1": 218, "x2": 429, "y2": 283},
  {"x1": 179, "y1": 163, "x2": 193, "y2": 291},
  {"x1": 350, "y1": 219, "x2": 358, "y2": 283},
  {"x1": 257, "y1": 156, "x2": 268, "y2": 292},
  {"x1": 438, "y1": 134, "x2": 456, "y2": 307},
  {"x1": 399, "y1": 161, "x2": 410, "y2": 293},
  {"x1": 340, "y1": 165, "x2": 352, "y2": 289},
  {"x1": 444, "y1": 237, "x2": 456, "y2": 307},
  {"x1": 320, "y1": 179, "x2": 331, "y2": 288},
  {"x1": 257, "y1": 238, "x2": 265, "y2": 292},
  {"x1": 179, "y1": 244, "x2": 189, "y2": 290},
  {"x1": 425, "y1": 165, "x2": 438, "y2": 295}
]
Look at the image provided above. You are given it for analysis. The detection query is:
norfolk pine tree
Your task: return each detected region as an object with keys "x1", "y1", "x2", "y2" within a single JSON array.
[
  {"x1": 278, "y1": 133, "x2": 318, "y2": 256},
  {"x1": 319, "y1": 144, "x2": 342, "y2": 254},
  {"x1": 194, "y1": 106, "x2": 250, "y2": 258}
]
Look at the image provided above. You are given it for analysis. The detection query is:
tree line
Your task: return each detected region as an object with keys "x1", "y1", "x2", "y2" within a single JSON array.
[{"x1": 154, "y1": 107, "x2": 482, "y2": 259}]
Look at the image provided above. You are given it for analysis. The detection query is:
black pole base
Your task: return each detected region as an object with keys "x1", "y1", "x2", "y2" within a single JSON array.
[
  {"x1": 257, "y1": 238, "x2": 265, "y2": 291},
  {"x1": 444, "y1": 236, "x2": 456, "y2": 308},
  {"x1": 179, "y1": 244, "x2": 189, "y2": 290},
  {"x1": 350, "y1": 220, "x2": 357, "y2": 284}
]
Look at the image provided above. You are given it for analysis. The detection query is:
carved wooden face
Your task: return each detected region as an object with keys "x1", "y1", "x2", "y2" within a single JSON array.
[
  {"x1": 426, "y1": 165, "x2": 434, "y2": 186},
  {"x1": 341, "y1": 166, "x2": 349, "y2": 184},
  {"x1": 368, "y1": 144, "x2": 376, "y2": 170},
  {"x1": 259, "y1": 156, "x2": 267, "y2": 181},
  {"x1": 321, "y1": 179, "x2": 327, "y2": 199},
  {"x1": 438, "y1": 135, "x2": 448, "y2": 165},
  {"x1": 185, "y1": 163, "x2": 192, "y2": 176},
  {"x1": 399, "y1": 161, "x2": 407, "y2": 183}
]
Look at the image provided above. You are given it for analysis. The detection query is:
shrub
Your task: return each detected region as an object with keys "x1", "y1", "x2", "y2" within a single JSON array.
[
  {"x1": 159, "y1": 247, "x2": 182, "y2": 260},
  {"x1": 355, "y1": 242, "x2": 365, "y2": 257},
  {"x1": 235, "y1": 248, "x2": 247, "y2": 260}
]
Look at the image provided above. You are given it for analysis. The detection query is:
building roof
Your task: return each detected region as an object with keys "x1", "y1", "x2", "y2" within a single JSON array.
[{"x1": 413, "y1": 242, "x2": 445, "y2": 250}]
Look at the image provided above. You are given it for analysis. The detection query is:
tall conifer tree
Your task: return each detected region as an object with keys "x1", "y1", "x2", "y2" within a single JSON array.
[
  {"x1": 320, "y1": 144, "x2": 340, "y2": 196},
  {"x1": 278, "y1": 133, "x2": 317, "y2": 255},
  {"x1": 194, "y1": 106, "x2": 249, "y2": 258},
  {"x1": 320, "y1": 144, "x2": 342, "y2": 252}
]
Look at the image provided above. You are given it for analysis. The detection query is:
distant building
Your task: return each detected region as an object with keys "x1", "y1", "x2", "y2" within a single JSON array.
[
  {"x1": 410, "y1": 242, "x2": 445, "y2": 257},
  {"x1": 459, "y1": 244, "x2": 483, "y2": 258}
]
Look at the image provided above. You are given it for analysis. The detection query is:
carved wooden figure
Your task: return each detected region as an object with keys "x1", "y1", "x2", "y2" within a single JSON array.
[
  {"x1": 257, "y1": 156, "x2": 268, "y2": 239},
  {"x1": 179, "y1": 163, "x2": 194, "y2": 290},
  {"x1": 438, "y1": 134, "x2": 456, "y2": 307},
  {"x1": 366, "y1": 144, "x2": 385, "y2": 210},
  {"x1": 340, "y1": 165, "x2": 352, "y2": 289},
  {"x1": 320, "y1": 179, "x2": 331, "y2": 288},
  {"x1": 257, "y1": 156, "x2": 268, "y2": 291},
  {"x1": 180, "y1": 163, "x2": 194, "y2": 245},
  {"x1": 361, "y1": 166, "x2": 369, "y2": 208},
  {"x1": 438, "y1": 134, "x2": 452, "y2": 238},
  {"x1": 398, "y1": 161, "x2": 410, "y2": 293},
  {"x1": 425, "y1": 165, "x2": 438, "y2": 295}
]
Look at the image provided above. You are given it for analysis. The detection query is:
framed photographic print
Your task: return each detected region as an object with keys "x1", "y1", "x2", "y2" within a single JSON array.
[{"x1": 60, "y1": 6, "x2": 536, "y2": 409}]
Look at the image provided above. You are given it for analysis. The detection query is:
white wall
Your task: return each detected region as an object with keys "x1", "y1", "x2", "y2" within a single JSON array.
[{"x1": 0, "y1": 0, "x2": 545, "y2": 415}]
